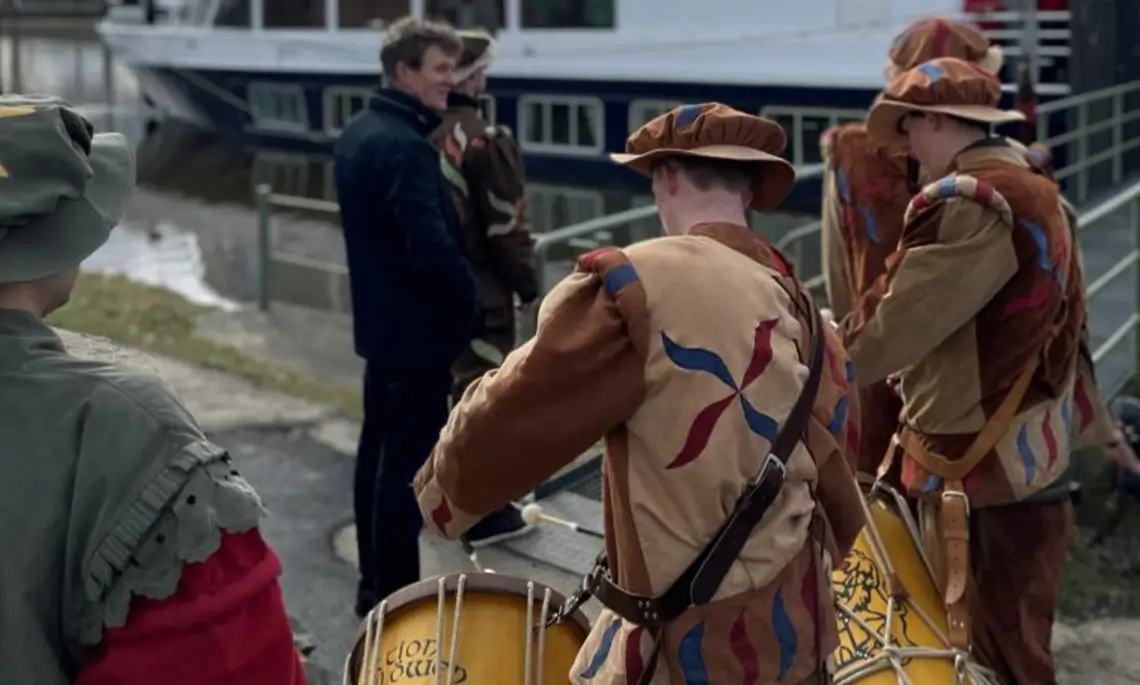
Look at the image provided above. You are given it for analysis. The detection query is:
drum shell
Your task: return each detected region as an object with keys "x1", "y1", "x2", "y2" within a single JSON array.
[
  {"x1": 831, "y1": 492, "x2": 982, "y2": 685},
  {"x1": 345, "y1": 573, "x2": 591, "y2": 685}
]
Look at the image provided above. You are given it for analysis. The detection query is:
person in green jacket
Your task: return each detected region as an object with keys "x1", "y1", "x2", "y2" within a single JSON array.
[{"x1": 0, "y1": 95, "x2": 305, "y2": 684}]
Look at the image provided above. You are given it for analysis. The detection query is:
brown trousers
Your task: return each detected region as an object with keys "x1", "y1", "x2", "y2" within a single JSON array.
[
  {"x1": 923, "y1": 498, "x2": 1073, "y2": 685},
  {"x1": 968, "y1": 500, "x2": 1074, "y2": 685}
]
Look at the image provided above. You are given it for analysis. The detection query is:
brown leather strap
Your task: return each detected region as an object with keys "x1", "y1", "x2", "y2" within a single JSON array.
[
  {"x1": 899, "y1": 354, "x2": 1039, "y2": 482},
  {"x1": 940, "y1": 479, "x2": 971, "y2": 650},
  {"x1": 553, "y1": 304, "x2": 827, "y2": 685}
]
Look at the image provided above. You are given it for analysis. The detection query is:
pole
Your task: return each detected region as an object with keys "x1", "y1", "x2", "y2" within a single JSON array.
[
  {"x1": 256, "y1": 184, "x2": 272, "y2": 313},
  {"x1": 1132, "y1": 196, "x2": 1140, "y2": 387},
  {"x1": 1016, "y1": 0, "x2": 1039, "y2": 85}
]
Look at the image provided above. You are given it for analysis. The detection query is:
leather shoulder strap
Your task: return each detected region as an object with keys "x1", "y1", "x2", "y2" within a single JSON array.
[{"x1": 686, "y1": 305, "x2": 825, "y2": 605}]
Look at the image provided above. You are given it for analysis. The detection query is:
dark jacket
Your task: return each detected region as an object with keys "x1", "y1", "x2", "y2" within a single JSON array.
[
  {"x1": 334, "y1": 88, "x2": 480, "y2": 370},
  {"x1": 428, "y1": 92, "x2": 538, "y2": 354}
]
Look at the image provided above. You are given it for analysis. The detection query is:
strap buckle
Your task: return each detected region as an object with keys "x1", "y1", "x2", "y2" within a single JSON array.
[
  {"x1": 750, "y1": 452, "x2": 788, "y2": 486},
  {"x1": 941, "y1": 488, "x2": 970, "y2": 517},
  {"x1": 546, "y1": 562, "x2": 603, "y2": 627}
]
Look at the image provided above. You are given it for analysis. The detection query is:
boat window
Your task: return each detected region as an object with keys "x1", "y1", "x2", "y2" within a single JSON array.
[
  {"x1": 252, "y1": 152, "x2": 312, "y2": 198},
  {"x1": 323, "y1": 87, "x2": 371, "y2": 135},
  {"x1": 338, "y1": 0, "x2": 411, "y2": 28},
  {"x1": 248, "y1": 83, "x2": 311, "y2": 133},
  {"x1": 760, "y1": 106, "x2": 867, "y2": 166},
  {"x1": 264, "y1": 0, "x2": 327, "y2": 28},
  {"x1": 518, "y1": 95, "x2": 604, "y2": 154},
  {"x1": 628, "y1": 99, "x2": 684, "y2": 132},
  {"x1": 521, "y1": 0, "x2": 615, "y2": 29},
  {"x1": 213, "y1": 0, "x2": 251, "y2": 27},
  {"x1": 525, "y1": 184, "x2": 605, "y2": 233},
  {"x1": 425, "y1": 0, "x2": 504, "y2": 30}
]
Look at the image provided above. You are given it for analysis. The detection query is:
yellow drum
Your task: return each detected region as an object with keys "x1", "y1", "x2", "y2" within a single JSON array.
[
  {"x1": 344, "y1": 572, "x2": 590, "y2": 685},
  {"x1": 830, "y1": 484, "x2": 1000, "y2": 685}
]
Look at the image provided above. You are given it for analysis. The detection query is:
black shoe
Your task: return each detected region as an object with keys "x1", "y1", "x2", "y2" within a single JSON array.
[{"x1": 462, "y1": 505, "x2": 536, "y2": 549}]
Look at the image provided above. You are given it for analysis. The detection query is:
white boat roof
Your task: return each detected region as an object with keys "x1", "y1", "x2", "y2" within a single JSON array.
[{"x1": 99, "y1": 0, "x2": 1064, "y2": 91}]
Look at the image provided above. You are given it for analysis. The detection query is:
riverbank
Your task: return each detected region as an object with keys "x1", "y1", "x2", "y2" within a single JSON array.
[{"x1": 48, "y1": 273, "x2": 362, "y2": 418}]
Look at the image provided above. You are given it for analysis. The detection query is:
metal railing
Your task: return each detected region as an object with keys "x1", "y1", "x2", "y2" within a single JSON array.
[
  {"x1": 536, "y1": 78, "x2": 1140, "y2": 271},
  {"x1": 1079, "y1": 180, "x2": 1140, "y2": 389},
  {"x1": 250, "y1": 78, "x2": 1140, "y2": 322}
]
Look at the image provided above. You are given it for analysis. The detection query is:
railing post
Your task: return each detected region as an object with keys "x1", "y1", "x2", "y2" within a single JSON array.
[
  {"x1": 256, "y1": 184, "x2": 273, "y2": 313},
  {"x1": 1133, "y1": 196, "x2": 1140, "y2": 385},
  {"x1": 1036, "y1": 110, "x2": 1048, "y2": 147},
  {"x1": 1078, "y1": 101, "x2": 1089, "y2": 203},
  {"x1": 1114, "y1": 92, "x2": 1124, "y2": 184}
]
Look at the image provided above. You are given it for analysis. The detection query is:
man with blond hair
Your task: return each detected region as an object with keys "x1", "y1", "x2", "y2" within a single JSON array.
[{"x1": 412, "y1": 103, "x2": 865, "y2": 685}]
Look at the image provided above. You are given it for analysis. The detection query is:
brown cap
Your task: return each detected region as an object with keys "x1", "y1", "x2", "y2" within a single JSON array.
[
  {"x1": 866, "y1": 57, "x2": 1024, "y2": 146},
  {"x1": 455, "y1": 29, "x2": 495, "y2": 82},
  {"x1": 886, "y1": 17, "x2": 1003, "y2": 79},
  {"x1": 609, "y1": 103, "x2": 795, "y2": 211}
]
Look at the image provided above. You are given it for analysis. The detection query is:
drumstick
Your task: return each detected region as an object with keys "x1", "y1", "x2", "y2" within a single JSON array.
[
  {"x1": 460, "y1": 539, "x2": 494, "y2": 573},
  {"x1": 520, "y1": 503, "x2": 604, "y2": 539}
]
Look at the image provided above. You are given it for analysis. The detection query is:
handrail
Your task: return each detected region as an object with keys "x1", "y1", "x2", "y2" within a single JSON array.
[
  {"x1": 533, "y1": 163, "x2": 825, "y2": 253},
  {"x1": 252, "y1": 76, "x2": 1137, "y2": 240}
]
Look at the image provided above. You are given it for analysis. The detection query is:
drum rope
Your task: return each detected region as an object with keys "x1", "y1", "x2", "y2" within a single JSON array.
[
  {"x1": 521, "y1": 579, "x2": 555, "y2": 685},
  {"x1": 832, "y1": 487, "x2": 1000, "y2": 685},
  {"x1": 434, "y1": 578, "x2": 446, "y2": 685},
  {"x1": 524, "y1": 582, "x2": 535, "y2": 685},
  {"x1": 536, "y1": 588, "x2": 553, "y2": 685},
  {"x1": 357, "y1": 599, "x2": 388, "y2": 685},
  {"x1": 432, "y1": 574, "x2": 468, "y2": 685}
]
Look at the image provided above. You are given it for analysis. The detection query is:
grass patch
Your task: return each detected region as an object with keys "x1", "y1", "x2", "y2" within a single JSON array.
[{"x1": 48, "y1": 273, "x2": 362, "y2": 419}]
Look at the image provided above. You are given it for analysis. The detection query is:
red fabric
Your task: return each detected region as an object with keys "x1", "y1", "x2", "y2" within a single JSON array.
[{"x1": 77, "y1": 529, "x2": 307, "y2": 685}]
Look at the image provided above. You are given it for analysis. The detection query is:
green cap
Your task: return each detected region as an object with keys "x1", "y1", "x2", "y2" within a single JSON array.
[{"x1": 0, "y1": 94, "x2": 135, "y2": 284}]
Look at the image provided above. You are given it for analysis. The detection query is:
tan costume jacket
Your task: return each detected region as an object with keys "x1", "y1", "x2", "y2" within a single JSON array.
[
  {"x1": 415, "y1": 223, "x2": 864, "y2": 684},
  {"x1": 843, "y1": 140, "x2": 1096, "y2": 506},
  {"x1": 819, "y1": 124, "x2": 912, "y2": 477},
  {"x1": 430, "y1": 94, "x2": 538, "y2": 352}
]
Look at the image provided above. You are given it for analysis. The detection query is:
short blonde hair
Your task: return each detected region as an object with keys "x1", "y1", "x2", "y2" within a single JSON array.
[{"x1": 379, "y1": 16, "x2": 462, "y2": 80}]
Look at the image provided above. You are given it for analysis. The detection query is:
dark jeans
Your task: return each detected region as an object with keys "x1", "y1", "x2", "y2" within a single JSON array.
[{"x1": 353, "y1": 362, "x2": 452, "y2": 605}]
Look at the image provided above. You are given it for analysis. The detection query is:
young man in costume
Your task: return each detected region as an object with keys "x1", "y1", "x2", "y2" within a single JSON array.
[
  {"x1": 0, "y1": 96, "x2": 305, "y2": 684},
  {"x1": 820, "y1": 17, "x2": 1003, "y2": 479},
  {"x1": 843, "y1": 57, "x2": 1084, "y2": 685},
  {"x1": 413, "y1": 103, "x2": 865, "y2": 685},
  {"x1": 823, "y1": 17, "x2": 1131, "y2": 484},
  {"x1": 428, "y1": 28, "x2": 540, "y2": 547}
]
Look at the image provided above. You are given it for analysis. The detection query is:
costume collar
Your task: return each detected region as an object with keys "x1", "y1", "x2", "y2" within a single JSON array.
[{"x1": 0, "y1": 308, "x2": 64, "y2": 355}]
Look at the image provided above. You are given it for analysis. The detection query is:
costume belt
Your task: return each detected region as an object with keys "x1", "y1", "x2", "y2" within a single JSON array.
[{"x1": 879, "y1": 354, "x2": 1040, "y2": 652}]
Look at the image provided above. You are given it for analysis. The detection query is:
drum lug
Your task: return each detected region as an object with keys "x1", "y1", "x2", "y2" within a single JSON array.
[{"x1": 546, "y1": 573, "x2": 596, "y2": 627}]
